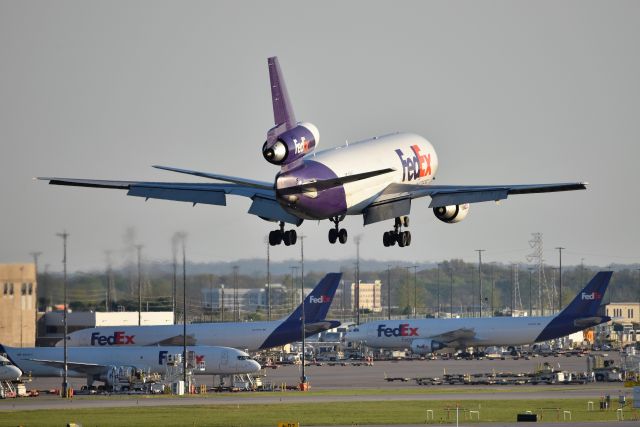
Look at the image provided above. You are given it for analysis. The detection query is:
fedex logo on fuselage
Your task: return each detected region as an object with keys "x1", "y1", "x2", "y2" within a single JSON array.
[
  {"x1": 395, "y1": 145, "x2": 431, "y2": 182},
  {"x1": 377, "y1": 323, "x2": 419, "y2": 337},
  {"x1": 309, "y1": 295, "x2": 331, "y2": 304},
  {"x1": 293, "y1": 137, "x2": 309, "y2": 154},
  {"x1": 90, "y1": 331, "x2": 135, "y2": 346},
  {"x1": 581, "y1": 291, "x2": 602, "y2": 301}
]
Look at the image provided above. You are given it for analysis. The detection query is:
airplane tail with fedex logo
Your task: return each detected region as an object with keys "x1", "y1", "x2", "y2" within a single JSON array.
[
  {"x1": 535, "y1": 271, "x2": 612, "y2": 342},
  {"x1": 559, "y1": 271, "x2": 612, "y2": 319},
  {"x1": 285, "y1": 272, "x2": 342, "y2": 325},
  {"x1": 259, "y1": 273, "x2": 341, "y2": 349}
]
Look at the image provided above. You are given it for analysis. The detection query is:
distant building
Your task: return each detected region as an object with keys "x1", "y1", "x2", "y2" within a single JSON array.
[
  {"x1": 0, "y1": 263, "x2": 37, "y2": 347},
  {"x1": 338, "y1": 281, "x2": 383, "y2": 313},
  {"x1": 200, "y1": 284, "x2": 294, "y2": 314},
  {"x1": 602, "y1": 302, "x2": 640, "y2": 344},
  {"x1": 37, "y1": 311, "x2": 173, "y2": 346}
]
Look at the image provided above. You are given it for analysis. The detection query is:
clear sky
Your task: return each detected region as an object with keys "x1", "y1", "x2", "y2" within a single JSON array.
[{"x1": 1, "y1": 1, "x2": 638, "y2": 272}]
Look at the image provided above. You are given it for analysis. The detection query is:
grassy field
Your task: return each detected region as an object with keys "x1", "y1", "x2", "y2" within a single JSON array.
[{"x1": 0, "y1": 398, "x2": 637, "y2": 426}]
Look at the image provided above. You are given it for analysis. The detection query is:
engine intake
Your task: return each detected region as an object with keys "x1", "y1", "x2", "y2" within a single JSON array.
[
  {"x1": 433, "y1": 203, "x2": 470, "y2": 223},
  {"x1": 263, "y1": 122, "x2": 319, "y2": 166},
  {"x1": 410, "y1": 339, "x2": 446, "y2": 354}
]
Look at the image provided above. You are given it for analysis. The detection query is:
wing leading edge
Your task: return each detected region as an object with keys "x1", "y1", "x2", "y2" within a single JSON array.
[
  {"x1": 37, "y1": 177, "x2": 302, "y2": 225},
  {"x1": 368, "y1": 181, "x2": 586, "y2": 211}
]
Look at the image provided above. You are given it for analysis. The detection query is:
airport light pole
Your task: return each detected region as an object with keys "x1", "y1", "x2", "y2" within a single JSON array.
[
  {"x1": 300, "y1": 234, "x2": 306, "y2": 388},
  {"x1": 555, "y1": 247, "x2": 564, "y2": 311},
  {"x1": 266, "y1": 237, "x2": 271, "y2": 321},
  {"x1": 475, "y1": 249, "x2": 485, "y2": 317},
  {"x1": 387, "y1": 265, "x2": 392, "y2": 320},
  {"x1": 354, "y1": 235, "x2": 361, "y2": 325},
  {"x1": 182, "y1": 236, "x2": 187, "y2": 389},
  {"x1": 233, "y1": 265, "x2": 239, "y2": 322},
  {"x1": 136, "y1": 244, "x2": 143, "y2": 326},
  {"x1": 290, "y1": 266, "x2": 298, "y2": 311},
  {"x1": 449, "y1": 266, "x2": 454, "y2": 318},
  {"x1": 220, "y1": 284, "x2": 224, "y2": 322},
  {"x1": 412, "y1": 265, "x2": 418, "y2": 317},
  {"x1": 528, "y1": 268, "x2": 534, "y2": 317},
  {"x1": 56, "y1": 231, "x2": 69, "y2": 398},
  {"x1": 436, "y1": 263, "x2": 441, "y2": 318}
]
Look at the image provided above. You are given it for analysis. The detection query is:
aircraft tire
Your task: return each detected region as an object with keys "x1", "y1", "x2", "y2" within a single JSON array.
[
  {"x1": 405, "y1": 231, "x2": 412, "y2": 246},
  {"x1": 269, "y1": 230, "x2": 281, "y2": 246},
  {"x1": 338, "y1": 228, "x2": 348, "y2": 244},
  {"x1": 289, "y1": 229, "x2": 297, "y2": 245},
  {"x1": 398, "y1": 232, "x2": 406, "y2": 247},
  {"x1": 383, "y1": 232, "x2": 390, "y2": 247},
  {"x1": 328, "y1": 228, "x2": 338, "y2": 244}
]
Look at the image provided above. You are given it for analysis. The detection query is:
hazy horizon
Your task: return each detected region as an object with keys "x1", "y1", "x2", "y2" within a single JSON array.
[{"x1": 2, "y1": 2, "x2": 639, "y2": 272}]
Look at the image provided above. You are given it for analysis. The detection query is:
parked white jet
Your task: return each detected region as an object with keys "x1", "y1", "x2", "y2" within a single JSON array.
[
  {"x1": 59, "y1": 273, "x2": 341, "y2": 350},
  {"x1": 0, "y1": 354, "x2": 22, "y2": 381},
  {"x1": 39, "y1": 57, "x2": 586, "y2": 248},
  {"x1": 344, "y1": 271, "x2": 612, "y2": 353},
  {"x1": 0, "y1": 344, "x2": 260, "y2": 386}
]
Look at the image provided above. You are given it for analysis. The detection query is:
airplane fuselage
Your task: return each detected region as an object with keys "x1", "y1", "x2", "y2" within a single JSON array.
[
  {"x1": 59, "y1": 320, "x2": 299, "y2": 350},
  {"x1": 3, "y1": 345, "x2": 260, "y2": 378},
  {"x1": 276, "y1": 133, "x2": 438, "y2": 220}
]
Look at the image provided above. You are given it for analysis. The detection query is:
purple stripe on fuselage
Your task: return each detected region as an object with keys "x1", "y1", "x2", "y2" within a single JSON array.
[{"x1": 276, "y1": 160, "x2": 347, "y2": 220}]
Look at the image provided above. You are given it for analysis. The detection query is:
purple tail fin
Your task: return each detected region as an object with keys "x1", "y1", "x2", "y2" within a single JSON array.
[{"x1": 267, "y1": 57, "x2": 296, "y2": 143}]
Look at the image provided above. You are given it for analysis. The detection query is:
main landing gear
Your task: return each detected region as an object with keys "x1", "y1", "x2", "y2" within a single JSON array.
[
  {"x1": 383, "y1": 216, "x2": 412, "y2": 247},
  {"x1": 328, "y1": 216, "x2": 348, "y2": 244},
  {"x1": 269, "y1": 222, "x2": 297, "y2": 246}
]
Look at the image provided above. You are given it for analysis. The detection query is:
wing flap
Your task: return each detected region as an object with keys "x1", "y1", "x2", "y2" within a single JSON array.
[
  {"x1": 128, "y1": 185, "x2": 226, "y2": 205},
  {"x1": 29, "y1": 358, "x2": 105, "y2": 375},
  {"x1": 430, "y1": 328, "x2": 476, "y2": 344}
]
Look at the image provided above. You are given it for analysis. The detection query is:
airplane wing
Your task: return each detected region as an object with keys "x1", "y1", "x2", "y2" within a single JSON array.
[
  {"x1": 363, "y1": 182, "x2": 587, "y2": 224},
  {"x1": 29, "y1": 359, "x2": 106, "y2": 375},
  {"x1": 37, "y1": 177, "x2": 302, "y2": 225}
]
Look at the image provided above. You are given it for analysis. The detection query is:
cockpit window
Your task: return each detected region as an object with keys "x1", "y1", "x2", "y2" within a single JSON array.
[{"x1": 237, "y1": 355, "x2": 251, "y2": 360}]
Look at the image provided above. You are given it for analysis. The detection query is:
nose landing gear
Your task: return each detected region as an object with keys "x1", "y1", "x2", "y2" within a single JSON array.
[
  {"x1": 269, "y1": 222, "x2": 298, "y2": 246},
  {"x1": 328, "y1": 216, "x2": 348, "y2": 244},
  {"x1": 383, "y1": 216, "x2": 411, "y2": 247}
]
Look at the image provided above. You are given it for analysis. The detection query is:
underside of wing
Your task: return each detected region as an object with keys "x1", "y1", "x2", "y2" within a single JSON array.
[
  {"x1": 29, "y1": 358, "x2": 106, "y2": 375},
  {"x1": 430, "y1": 328, "x2": 476, "y2": 348},
  {"x1": 362, "y1": 181, "x2": 587, "y2": 224},
  {"x1": 37, "y1": 177, "x2": 301, "y2": 224}
]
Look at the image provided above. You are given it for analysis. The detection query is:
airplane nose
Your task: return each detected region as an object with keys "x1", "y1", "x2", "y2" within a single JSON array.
[
  {"x1": 10, "y1": 366, "x2": 22, "y2": 380},
  {"x1": 247, "y1": 360, "x2": 261, "y2": 373}
]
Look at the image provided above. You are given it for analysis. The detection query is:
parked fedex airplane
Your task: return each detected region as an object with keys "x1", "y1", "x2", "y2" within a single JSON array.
[
  {"x1": 345, "y1": 271, "x2": 612, "y2": 354},
  {"x1": 59, "y1": 273, "x2": 341, "y2": 350},
  {"x1": 39, "y1": 57, "x2": 586, "y2": 248},
  {"x1": 0, "y1": 354, "x2": 22, "y2": 381},
  {"x1": 0, "y1": 344, "x2": 260, "y2": 386}
]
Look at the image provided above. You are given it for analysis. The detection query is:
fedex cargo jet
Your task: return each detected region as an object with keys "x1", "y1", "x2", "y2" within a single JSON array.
[
  {"x1": 39, "y1": 57, "x2": 586, "y2": 248},
  {"x1": 60, "y1": 273, "x2": 341, "y2": 350},
  {"x1": 345, "y1": 271, "x2": 612, "y2": 353},
  {"x1": 0, "y1": 344, "x2": 260, "y2": 386}
]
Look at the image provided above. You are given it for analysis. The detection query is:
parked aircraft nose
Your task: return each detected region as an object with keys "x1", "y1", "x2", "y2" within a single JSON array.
[{"x1": 245, "y1": 359, "x2": 261, "y2": 373}]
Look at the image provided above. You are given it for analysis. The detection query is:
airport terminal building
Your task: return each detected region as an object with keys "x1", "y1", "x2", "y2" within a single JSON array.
[{"x1": 0, "y1": 263, "x2": 37, "y2": 347}]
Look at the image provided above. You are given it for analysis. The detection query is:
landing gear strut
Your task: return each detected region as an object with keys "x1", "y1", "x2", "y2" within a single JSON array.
[
  {"x1": 269, "y1": 222, "x2": 297, "y2": 246},
  {"x1": 383, "y1": 216, "x2": 411, "y2": 247},
  {"x1": 328, "y1": 216, "x2": 348, "y2": 244}
]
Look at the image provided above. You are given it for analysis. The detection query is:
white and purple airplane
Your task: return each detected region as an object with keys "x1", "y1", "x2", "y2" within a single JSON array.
[
  {"x1": 39, "y1": 57, "x2": 586, "y2": 247},
  {"x1": 0, "y1": 344, "x2": 260, "y2": 386},
  {"x1": 59, "y1": 273, "x2": 341, "y2": 351},
  {"x1": 344, "y1": 271, "x2": 612, "y2": 354}
]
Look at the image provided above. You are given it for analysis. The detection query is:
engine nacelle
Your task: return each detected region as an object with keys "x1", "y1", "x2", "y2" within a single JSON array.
[
  {"x1": 263, "y1": 122, "x2": 320, "y2": 166},
  {"x1": 410, "y1": 339, "x2": 446, "y2": 354},
  {"x1": 433, "y1": 203, "x2": 470, "y2": 223}
]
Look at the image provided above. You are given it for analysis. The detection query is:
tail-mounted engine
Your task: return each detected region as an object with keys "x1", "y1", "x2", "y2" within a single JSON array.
[
  {"x1": 433, "y1": 203, "x2": 470, "y2": 223},
  {"x1": 263, "y1": 122, "x2": 320, "y2": 166},
  {"x1": 410, "y1": 339, "x2": 446, "y2": 354}
]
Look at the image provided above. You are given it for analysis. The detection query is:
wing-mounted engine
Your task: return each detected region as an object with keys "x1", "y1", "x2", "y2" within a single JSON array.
[
  {"x1": 433, "y1": 203, "x2": 470, "y2": 223},
  {"x1": 410, "y1": 339, "x2": 446, "y2": 354},
  {"x1": 263, "y1": 122, "x2": 320, "y2": 165}
]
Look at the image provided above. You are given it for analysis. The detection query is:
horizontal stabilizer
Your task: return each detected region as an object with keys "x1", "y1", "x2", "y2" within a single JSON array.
[{"x1": 153, "y1": 165, "x2": 273, "y2": 190}]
